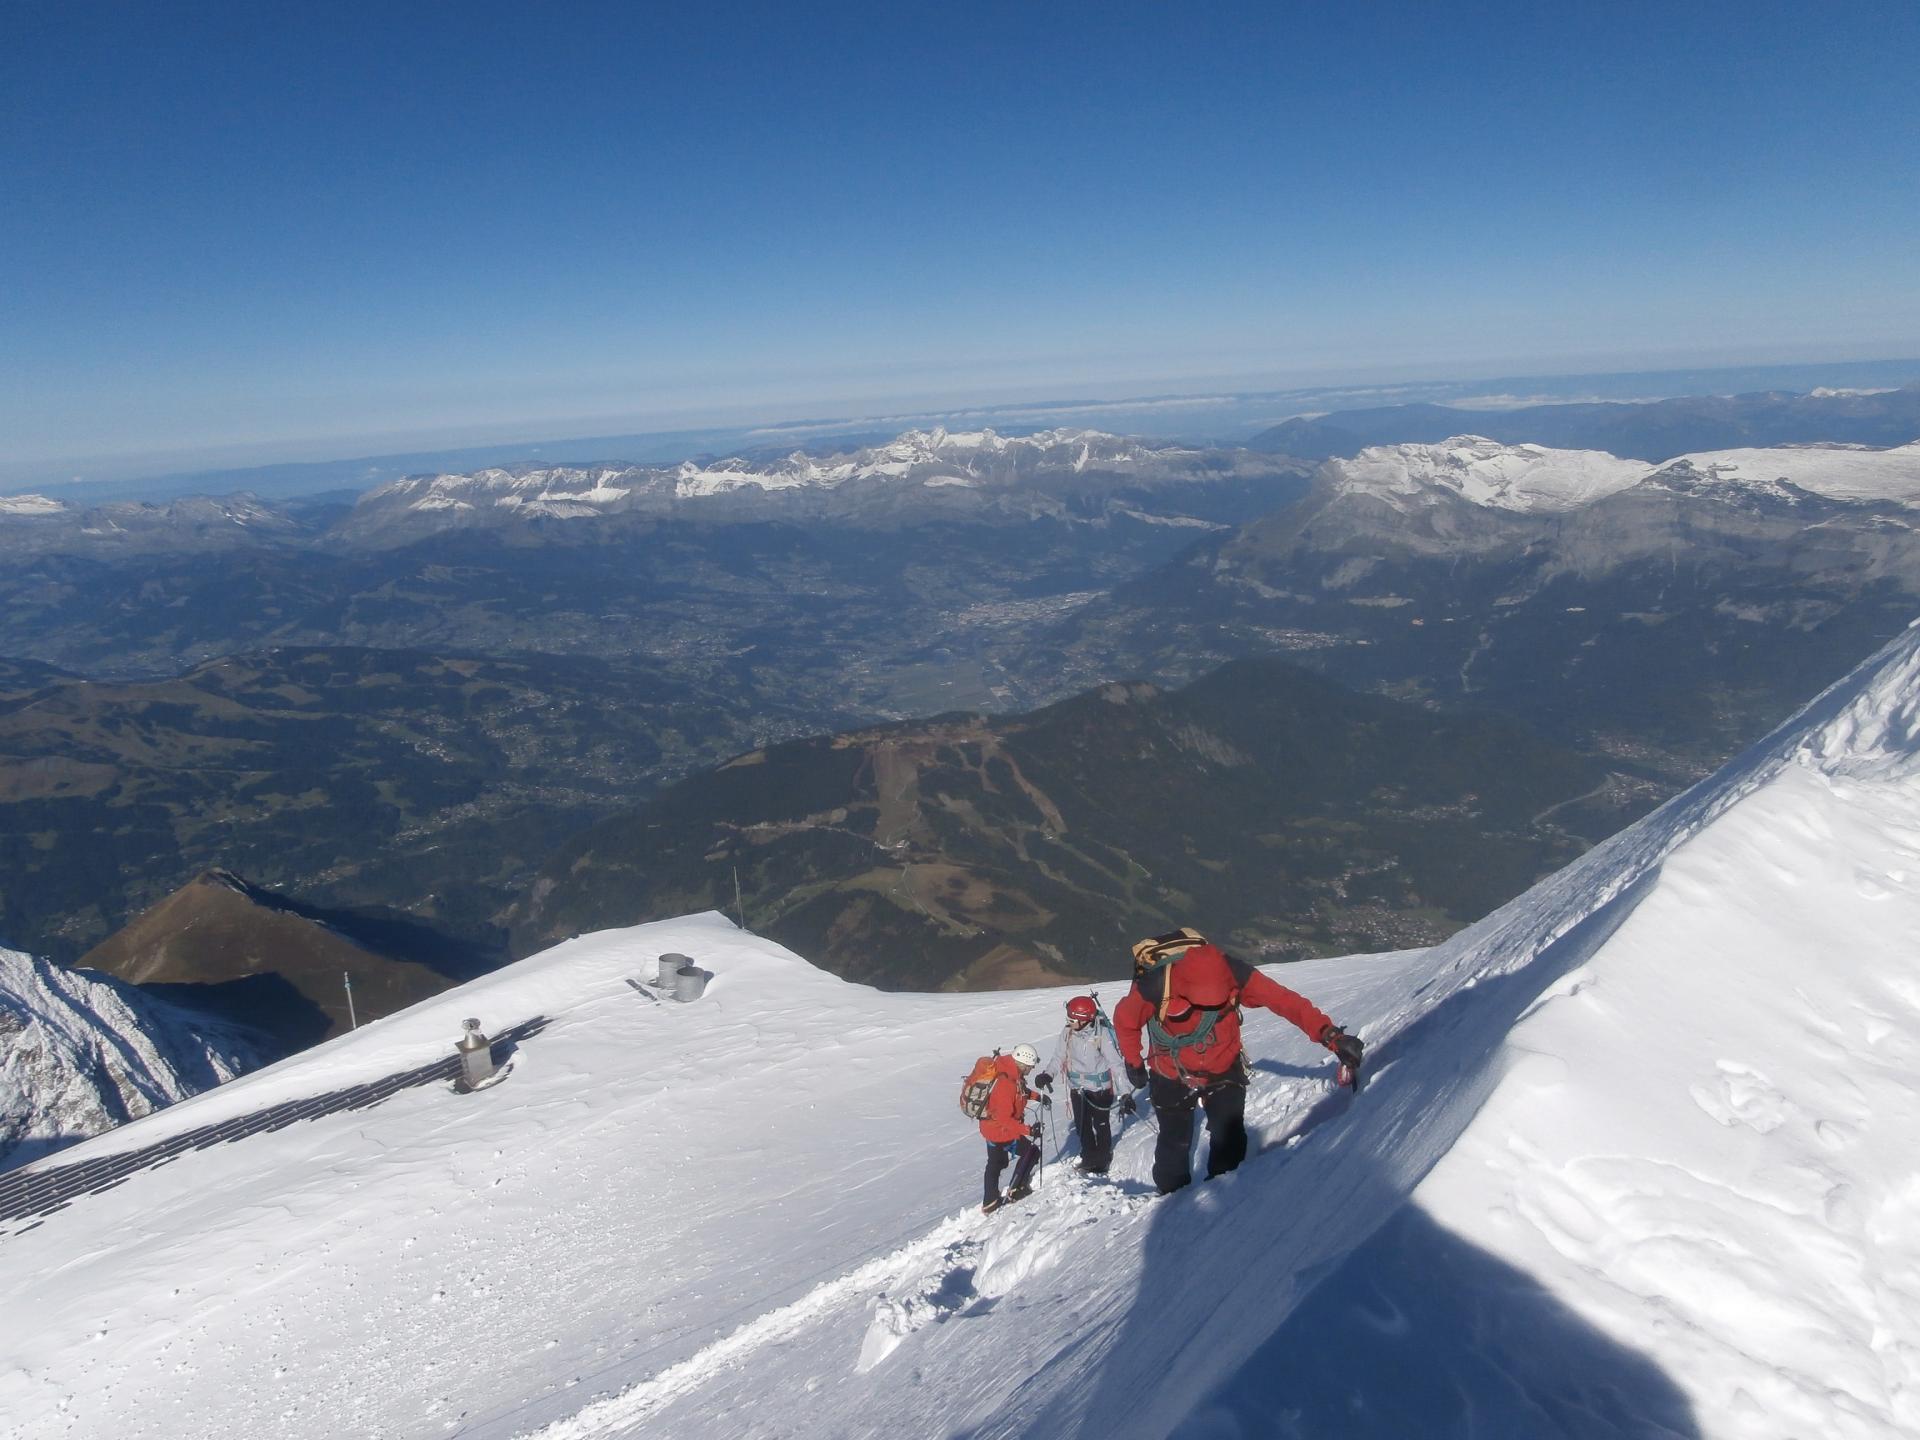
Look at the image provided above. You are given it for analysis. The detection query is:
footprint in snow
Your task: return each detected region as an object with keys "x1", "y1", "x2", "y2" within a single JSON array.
[
  {"x1": 856, "y1": 1175, "x2": 1126, "y2": 1372},
  {"x1": 857, "y1": 1237, "x2": 984, "y2": 1373},
  {"x1": 1687, "y1": 1059, "x2": 1791, "y2": 1135}
]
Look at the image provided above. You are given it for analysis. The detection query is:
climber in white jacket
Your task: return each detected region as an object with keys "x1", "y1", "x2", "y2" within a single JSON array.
[{"x1": 1033, "y1": 995, "x2": 1133, "y2": 1175}]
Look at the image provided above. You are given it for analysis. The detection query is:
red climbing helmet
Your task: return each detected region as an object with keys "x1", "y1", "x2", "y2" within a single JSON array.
[{"x1": 1066, "y1": 996, "x2": 1097, "y2": 1025}]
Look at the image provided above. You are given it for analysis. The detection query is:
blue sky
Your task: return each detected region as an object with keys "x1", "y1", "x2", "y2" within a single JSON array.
[{"x1": 4, "y1": 0, "x2": 1918, "y2": 478}]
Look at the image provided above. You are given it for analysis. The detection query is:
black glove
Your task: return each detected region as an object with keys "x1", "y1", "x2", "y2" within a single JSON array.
[
  {"x1": 1032, "y1": 1072, "x2": 1053, "y2": 1091},
  {"x1": 1117, "y1": 1092, "x2": 1137, "y2": 1117},
  {"x1": 1319, "y1": 1025, "x2": 1364, "y2": 1070},
  {"x1": 1125, "y1": 1063, "x2": 1149, "y2": 1090}
]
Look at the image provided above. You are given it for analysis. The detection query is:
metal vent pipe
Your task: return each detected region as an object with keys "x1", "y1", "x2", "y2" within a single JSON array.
[{"x1": 456, "y1": 1018, "x2": 494, "y2": 1090}]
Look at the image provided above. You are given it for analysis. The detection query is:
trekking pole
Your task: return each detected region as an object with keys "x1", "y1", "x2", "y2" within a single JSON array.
[
  {"x1": 1036, "y1": 1099, "x2": 1047, "y2": 1191},
  {"x1": 1037, "y1": 1096, "x2": 1054, "y2": 1191}
]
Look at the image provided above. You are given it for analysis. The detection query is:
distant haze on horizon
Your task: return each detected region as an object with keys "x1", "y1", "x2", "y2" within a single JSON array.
[
  {"x1": 5, "y1": 1, "x2": 1918, "y2": 479},
  {"x1": 7, "y1": 354, "x2": 1920, "y2": 501}
]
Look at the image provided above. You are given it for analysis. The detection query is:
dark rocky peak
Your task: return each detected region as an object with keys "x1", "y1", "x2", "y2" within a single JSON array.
[{"x1": 79, "y1": 870, "x2": 455, "y2": 1058}]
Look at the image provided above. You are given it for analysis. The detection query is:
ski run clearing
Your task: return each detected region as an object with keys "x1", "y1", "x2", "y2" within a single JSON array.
[{"x1": 7, "y1": 628, "x2": 1920, "y2": 1439}]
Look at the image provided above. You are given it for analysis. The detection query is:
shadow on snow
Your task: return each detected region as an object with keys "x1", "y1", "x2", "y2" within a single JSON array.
[{"x1": 1172, "y1": 1202, "x2": 1699, "y2": 1440}]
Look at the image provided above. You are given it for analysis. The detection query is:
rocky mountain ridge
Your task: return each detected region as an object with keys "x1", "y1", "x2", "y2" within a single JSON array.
[
  {"x1": 0, "y1": 944, "x2": 259, "y2": 1172},
  {"x1": 79, "y1": 868, "x2": 454, "y2": 1056},
  {"x1": 0, "y1": 492, "x2": 302, "y2": 556}
]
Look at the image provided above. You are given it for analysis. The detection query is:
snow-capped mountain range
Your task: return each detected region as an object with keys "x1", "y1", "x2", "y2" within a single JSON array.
[
  {"x1": 0, "y1": 947, "x2": 257, "y2": 1172},
  {"x1": 5, "y1": 622, "x2": 1919, "y2": 1437},
  {"x1": 369, "y1": 430, "x2": 1920, "y2": 530},
  {"x1": 6, "y1": 430, "x2": 1915, "y2": 555},
  {"x1": 328, "y1": 427, "x2": 1304, "y2": 540}
]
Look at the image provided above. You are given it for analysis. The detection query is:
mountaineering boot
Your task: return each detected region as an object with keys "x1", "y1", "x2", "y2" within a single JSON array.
[
  {"x1": 1006, "y1": 1181, "x2": 1033, "y2": 1203},
  {"x1": 981, "y1": 1194, "x2": 1006, "y2": 1215}
]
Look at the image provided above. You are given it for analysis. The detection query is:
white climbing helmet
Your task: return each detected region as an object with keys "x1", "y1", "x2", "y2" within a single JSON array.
[{"x1": 1010, "y1": 1043, "x2": 1040, "y2": 1069}]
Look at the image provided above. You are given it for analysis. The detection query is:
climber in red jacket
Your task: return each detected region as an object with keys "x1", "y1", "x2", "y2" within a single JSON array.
[{"x1": 1113, "y1": 928, "x2": 1363, "y2": 1195}]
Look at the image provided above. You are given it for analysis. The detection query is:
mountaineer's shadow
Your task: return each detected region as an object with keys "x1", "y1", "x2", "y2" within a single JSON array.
[
  {"x1": 1249, "y1": 1057, "x2": 1322, "y2": 1082},
  {"x1": 1167, "y1": 1202, "x2": 1700, "y2": 1440}
]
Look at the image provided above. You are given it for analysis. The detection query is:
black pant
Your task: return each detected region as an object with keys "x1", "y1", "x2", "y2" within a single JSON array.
[
  {"x1": 1148, "y1": 1066, "x2": 1248, "y2": 1195},
  {"x1": 1070, "y1": 1088, "x2": 1115, "y2": 1174},
  {"x1": 984, "y1": 1137, "x2": 1039, "y2": 1204}
]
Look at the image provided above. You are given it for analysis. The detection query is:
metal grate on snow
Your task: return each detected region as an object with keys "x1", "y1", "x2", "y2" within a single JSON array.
[{"x1": 0, "y1": 1016, "x2": 549, "y2": 1236}]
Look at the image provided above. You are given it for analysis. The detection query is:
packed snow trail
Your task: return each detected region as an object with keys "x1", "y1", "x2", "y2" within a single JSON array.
[
  {"x1": 6, "y1": 624, "x2": 1920, "y2": 1438},
  {"x1": 515, "y1": 1041, "x2": 1383, "y2": 1440},
  {"x1": 510, "y1": 1046, "x2": 1366, "y2": 1440}
]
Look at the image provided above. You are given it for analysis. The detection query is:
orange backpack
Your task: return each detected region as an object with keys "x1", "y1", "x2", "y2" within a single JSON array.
[{"x1": 959, "y1": 1053, "x2": 1001, "y2": 1119}]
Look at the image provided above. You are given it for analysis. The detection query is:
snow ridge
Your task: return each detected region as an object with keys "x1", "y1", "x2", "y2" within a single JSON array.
[{"x1": 1793, "y1": 619, "x2": 1920, "y2": 780}]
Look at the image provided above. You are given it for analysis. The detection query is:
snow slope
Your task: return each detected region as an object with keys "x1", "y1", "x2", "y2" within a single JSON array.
[
  {"x1": 6, "y1": 624, "x2": 1920, "y2": 1438},
  {"x1": 1331, "y1": 435, "x2": 1920, "y2": 514},
  {"x1": 0, "y1": 948, "x2": 256, "y2": 1172},
  {"x1": 1668, "y1": 439, "x2": 1920, "y2": 505}
]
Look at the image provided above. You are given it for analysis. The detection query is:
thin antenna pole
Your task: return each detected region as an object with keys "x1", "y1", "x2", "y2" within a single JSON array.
[
  {"x1": 733, "y1": 865, "x2": 747, "y2": 930},
  {"x1": 343, "y1": 971, "x2": 358, "y2": 1030}
]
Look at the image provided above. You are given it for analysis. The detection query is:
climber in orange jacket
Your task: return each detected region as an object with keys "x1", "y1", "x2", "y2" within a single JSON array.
[
  {"x1": 977, "y1": 1043, "x2": 1043, "y2": 1213},
  {"x1": 1113, "y1": 928, "x2": 1363, "y2": 1195}
]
